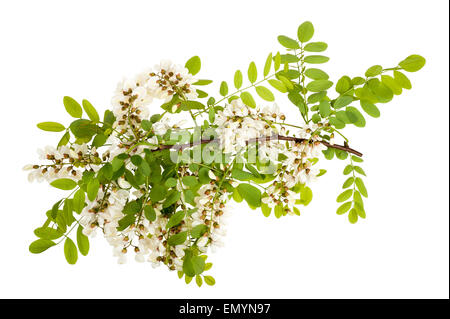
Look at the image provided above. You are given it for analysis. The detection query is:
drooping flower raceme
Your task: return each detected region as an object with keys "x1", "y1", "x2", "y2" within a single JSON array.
[{"x1": 25, "y1": 21, "x2": 425, "y2": 286}]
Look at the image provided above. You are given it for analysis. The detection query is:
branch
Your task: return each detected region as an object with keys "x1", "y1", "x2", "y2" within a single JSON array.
[{"x1": 151, "y1": 134, "x2": 363, "y2": 157}]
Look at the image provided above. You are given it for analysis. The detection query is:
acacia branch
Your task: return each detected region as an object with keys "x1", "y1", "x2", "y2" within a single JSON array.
[{"x1": 152, "y1": 134, "x2": 363, "y2": 157}]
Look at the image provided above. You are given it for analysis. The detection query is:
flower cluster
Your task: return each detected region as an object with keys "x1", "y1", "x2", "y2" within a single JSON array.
[{"x1": 23, "y1": 144, "x2": 102, "y2": 182}]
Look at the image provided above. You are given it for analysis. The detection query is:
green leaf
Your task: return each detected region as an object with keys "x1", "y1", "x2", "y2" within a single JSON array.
[
  {"x1": 346, "y1": 107, "x2": 366, "y2": 127},
  {"x1": 208, "y1": 106, "x2": 215, "y2": 123},
  {"x1": 274, "y1": 52, "x2": 281, "y2": 71},
  {"x1": 37, "y1": 122, "x2": 65, "y2": 132},
  {"x1": 264, "y1": 53, "x2": 273, "y2": 77},
  {"x1": 255, "y1": 86, "x2": 275, "y2": 101},
  {"x1": 306, "y1": 80, "x2": 333, "y2": 92},
  {"x1": 180, "y1": 101, "x2": 205, "y2": 110},
  {"x1": 73, "y1": 189, "x2": 85, "y2": 214},
  {"x1": 288, "y1": 92, "x2": 307, "y2": 115},
  {"x1": 50, "y1": 178, "x2": 77, "y2": 191},
  {"x1": 196, "y1": 275, "x2": 203, "y2": 287},
  {"x1": 342, "y1": 177, "x2": 354, "y2": 188},
  {"x1": 399, "y1": 54, "x2": 426, "y2": 72},
  {"x1": 304, "y1": 68, "x2": 329, "y2": 80},
  {"x1": 219, "y1": 81, "x2": 228, "y2": 96},
  {"x1": 348, "y1": 208, "x2": 358, "y2": 224},
  {"x1": 299, "y1": 186, "x2": 313, "y2": 206},
  {"x1": 29, "y1": 239, "x2": 56, "y2": 254},
  {"x1": 240, "y1": 92, "x2": 256, "y2": 108},
  {"x1": 182, "y1": 176, "x2": 198, "y2": 187},
  {"x1": 337, "y1": 189, "x2": 353, "y2": 202},
  {"x1": 204, "y1": 262, "x2": 213, "y2": 271},
  {"x1": 355, "y1": 87, "x2": 378, "y2": 104},
  {"x1": 185, "y1": 275, "x2": 193, "y2": 284},
  {"x1": 297, "y1": 21, "x2": 314, "y2": 42},
  {"x1": 280, "y1": 54, "x2": 300, "y2": 63},
  {"x1": 150, "y1": 185, "x2": 167, "y2": 202},
  {"x1": 360, "y1": 100, "x2": 380, "y2": 118},
  {"x1": 165, "y1": 177, "x2": 177, "y2": 188},
  {"x1": 92, "y1": 133, "x2": 107, "y2": 148},
  {"x1": 337, "y1": 201, "x2": 352, "y2": 215},
  {"x1": 329, "y1": 116, "x2": 345, "y2": 129},
  {"x1": 317, "y1": 169, "x2": 327, "y2": 177},
  {"x1": 63, "y1": 96, "x2": 82, "y2": 118},
  {"x1": 231, "y1": 168, "x2": 253, "y2": 181},
  {"x1": 355, "y1": 177, "x2": 368, "y2": 197},
  {"x1": 354, "y1": 166, "x2": 367, "y2": 176},
  {"x1": 335, "y1": 76, "x2": 352, "y2": 94},
  {"x1": 82, "y1": 99, "x2": 100, "y2": 122},
  {"x1": 185, "y1": 56, "x2": 201, "y2": 75},
  {"x1": 277, "y1": 75, "x2": 294, "y2": 90},
  {"x1": 193, "y1": 79, "x2": 213, "y2": 86},
  {"x1": 335, "y1": 149, "x2": 348, "y2": 160},
  {"x1": 334, "y1": 95, "x2": 353, "y2": 109},
  {"x1": 123, "y1": 200, "x2": 141, "y2": 214},
  {"x1": 372, "y1": 82, "x2": 393, "y2": 103},
  {"x1": 163, "y1": 190, "x2": 181, "y2": 208},
  {"x1": 87, "y1": 178, "x2": 100, "y2": 201},
  {"x1": 191, "y1": 224, "x2": 208, "y2": 238},
  {"x1": 268, "y1": 79, "x2": 287, "y2": 93},
  {"x1": 277, "y1": 35, "x2": 299, "y2": 49},
  {"x1": 117, "y1": 214, "x2": 136, "y2": 231},
  {"x1": 204, "y1": 275, "x2": 216, "y2": 286},
  {"x1": 323, "y1": 147, "x2": 335, "y2": 160},
  {"x1": 381, "y1": 75, "x2": 402, "y2": 95},
  {"x1": 343, "y1": 165, "x2": 353, "y2": 175},
  {"x1": 70, "y1": 119, "x2": 98, "y2": 139},
  {"x1": 319, "y1": 100, "x2": 331, "y2": 117},
  {"x1": 183, "y1": 255, "x2": 205, "y2": 277},
  {"x1": 57, "y1": 131, "x2": 70, "y2": 147},
  {"x1": 365, "y1": 65, "x2": 383, "y2": 77},
  {"x1": 144, "y1": 205, "x2": 156, "y2": 222},
  {"x1": 76, "y1": 225, "x2": 89, "y2": 256},
  {"x1": 168, "y1": 231, "x2": 188, "y2": 246},
  {"x1": 261, "y1": 202, "x2": 271, "y2": 217},
  {"x1": 304, "y1": 55, "x2": 329, "y2": 64},
  {"x1": 166, "y1": 211, "x2": 185, "y2": 229},
  {"x1": 304, "y1": 42, "x2": 327, "y2": 52},
  {"x1": 394, "y1": 71, "x2": 412, "y2": 89},
  {"x1": 34, "y1": 227, "x2": 63, "y2": 240},
  {"x1": 248, "y1": 62, "x2": 257, "y2": 83},
  {"x1": 352, "y1": 155, "x2": 363, "y2": 163},
  {"x1": 237, "y1": 184, "x2": 261, "y2": 208},
  {"x1": 352, "y1": 76, "x2": 366, "y2": 85},
  {"x1": 64, "y1": 237, "x2": 78, "y2": 265},
  {"x1": 274, "y1": 205, "x2": 283, "y2": 218},
  {"x1": 234, "y1": 70, "x2": 243, "y2": 89}
]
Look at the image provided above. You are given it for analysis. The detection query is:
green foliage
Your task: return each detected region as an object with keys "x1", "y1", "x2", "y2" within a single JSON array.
[
  {"x1": 63, "y1": 96, "x2": 83, "y2": 118},
  {"x1": 50, "y1": 178, "x2": 77, "y2": 191},
  {"x1": 237, "y1": 184, "x2": 261, "y2": 208},
  {"x1": 185, "y1": 56, "x2": 201, "y2": 75},
  {"x1": 76, "y1": 225, "x2": 89, "y2": 256},
  {"x1": 64, "y1": 237, "x2": 78, "y2": 264},
  {"x1": 248, "y1": 62, "x2": 257, "y2": 83},
  {"x1": 398, "y1": 54, "x2": 426, "y2": 72},
  {"x1": 278, "y1": 35, "x2": 299, "y2": 49},
  {"x1": 27, "y1": 20, "x2": 425, "y2": 284},
  {"x1": 297, "y1": 21, "x2": 314, "y2": 43},
  {"x1": 37, "y1": 121, "x2": 65, "y2": 132},
  {"x1": 29, "y1": 239, "x2": 56, "y2": 254},
  {"x1": 82, "y1": 99, "x2": 100, "y2": 122}
]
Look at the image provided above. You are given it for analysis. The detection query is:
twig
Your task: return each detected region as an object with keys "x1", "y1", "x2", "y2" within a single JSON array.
[{"x1": 150, "y1": 134, "x2": 363, "y2": 157}]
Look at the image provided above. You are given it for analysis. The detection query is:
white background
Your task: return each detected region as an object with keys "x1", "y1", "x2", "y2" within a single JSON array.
[{"x1": 0, "y1": 0, "x2": 448, "y2": 299}]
